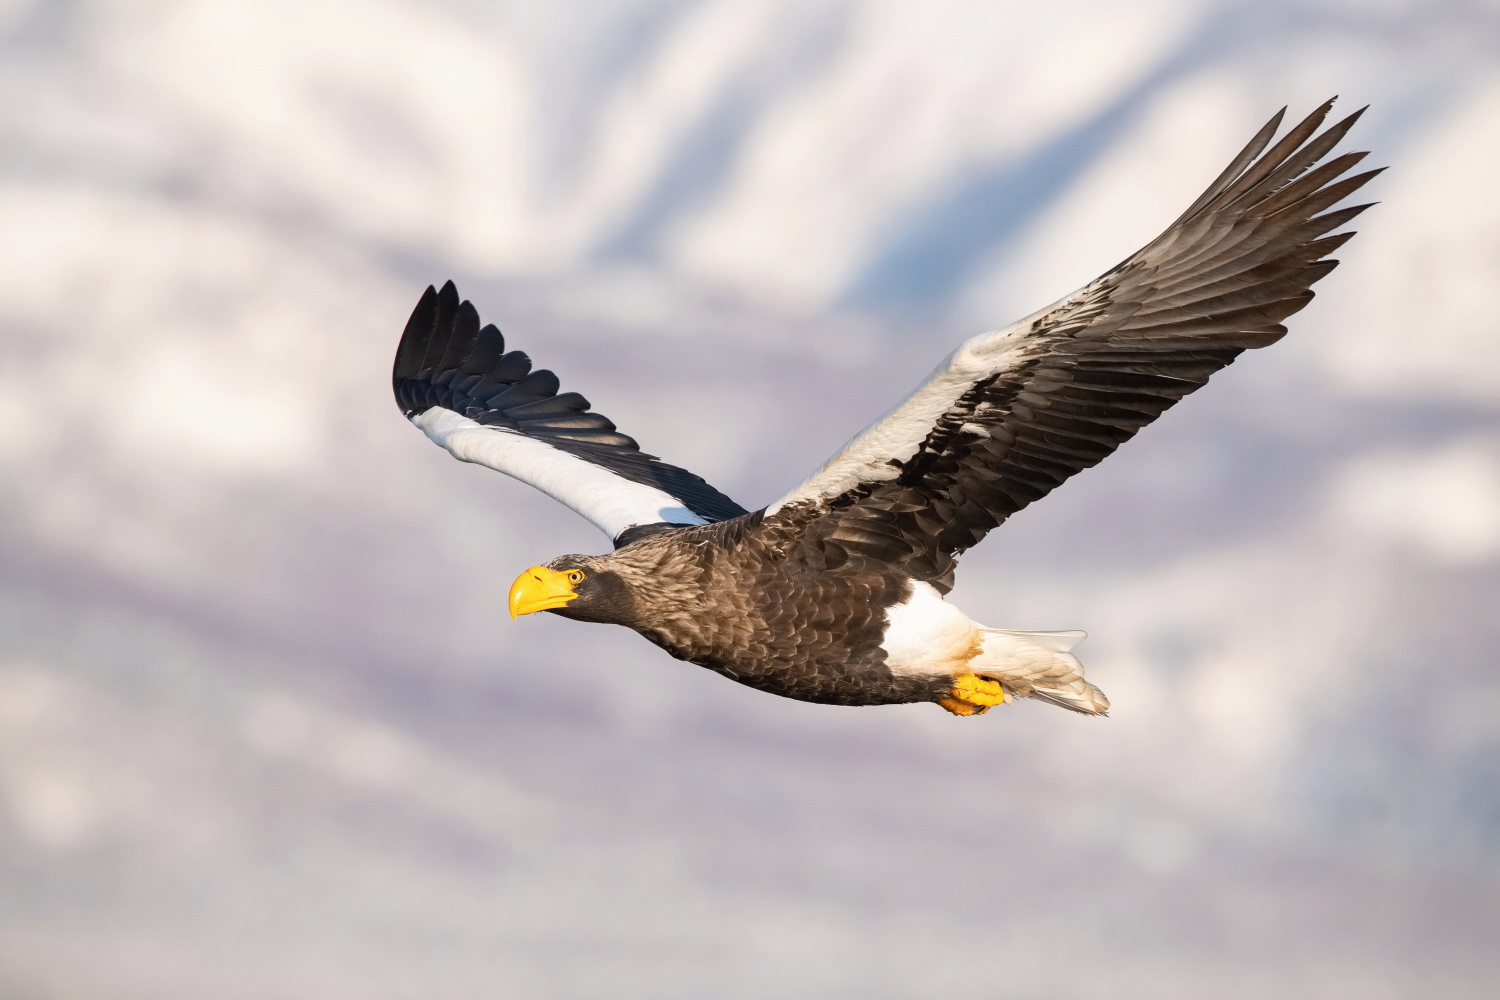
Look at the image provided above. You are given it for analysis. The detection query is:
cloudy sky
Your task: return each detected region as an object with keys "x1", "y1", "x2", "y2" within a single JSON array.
[{"x1": 1, "y1": 1, "x2": 1498, "y2": 997}]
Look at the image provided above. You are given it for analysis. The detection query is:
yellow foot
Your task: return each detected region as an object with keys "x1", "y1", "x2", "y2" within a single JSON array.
[{"x1": 938, "y1": 674, "x2": 1009, "y2": 717}]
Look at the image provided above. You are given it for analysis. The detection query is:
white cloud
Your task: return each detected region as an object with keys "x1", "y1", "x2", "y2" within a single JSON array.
[
  {"x1": 118, "y1": 347, "x2": 317, "y2": 473},
  {"x1": 102, "y1": 0, "x2": 535, "y2": 267},
  {"x1": 0, "y1": 185, "x2": 356, "y2": 474},
  {"x1": 958, "y1": 71, "x2": 1264, "y2": 326},
  {"x1": 0, "y1": 665, "x2": 58, "y2": 730},
  {"x1": 1326, "y1": 439, "x2": 1500, "y2": 564},
  {"x1": 239, "y1": 691, "x2": 544, "y2": 834},
  {"x1": 663, "y1": 0, "x2": 1195, "y2": 308},
  {"x1": 1126, "y1": 815, "x2": 1200, "y2": 873},
  {"x1": 6, "y1": 769, "x2": 99, "y2": 848},
  {"x1": 1317, "y1": 73, "x2": 1500, "y2": 402},
  {"x1": 1185, "y1": 656, "x2": 1294, "y2": 760}
]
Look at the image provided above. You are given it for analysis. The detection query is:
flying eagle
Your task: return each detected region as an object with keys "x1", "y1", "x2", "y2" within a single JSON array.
[{"x1": 393, "y1": 100, "x2": 1377, "y2": 717}]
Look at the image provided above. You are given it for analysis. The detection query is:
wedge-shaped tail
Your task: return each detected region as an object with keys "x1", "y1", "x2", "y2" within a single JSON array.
[{"x1": 976, "y1": 628, "x2": 1109, "y2": 715}]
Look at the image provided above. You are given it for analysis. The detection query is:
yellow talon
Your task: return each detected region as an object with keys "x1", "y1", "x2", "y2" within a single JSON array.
[{"x1": 939, "y1": 674, "x2": 1009, "y2": 716}]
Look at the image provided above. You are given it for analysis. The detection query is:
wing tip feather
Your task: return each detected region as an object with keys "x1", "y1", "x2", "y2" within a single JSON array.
[
  {"x1": 393, "y1": 279, "x2": 749, "y2": 531},
  {"x1": 392, "y1": 282, "x2": 442, "y2": 391}
]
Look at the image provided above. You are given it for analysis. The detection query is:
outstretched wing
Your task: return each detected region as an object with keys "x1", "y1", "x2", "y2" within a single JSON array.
[
  {"x1": 393, "y1": 281, "x2": 748, "y2": 544},
  {"x1": 768, "y1": 100, "x2": 1379, "y2": 592}
]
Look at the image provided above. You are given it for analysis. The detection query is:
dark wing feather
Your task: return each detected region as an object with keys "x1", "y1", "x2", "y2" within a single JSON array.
[
  {"x1": 771, "y1": 100, "x2": 1379, "y2": 592},
  {"x1": 393, "y1": 281, "x2": 748, "y2": 526}
]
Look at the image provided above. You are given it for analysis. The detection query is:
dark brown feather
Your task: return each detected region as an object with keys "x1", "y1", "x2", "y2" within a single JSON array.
[{"x1": 780, "y1": 102, "x2": 1378, "y2": 593}]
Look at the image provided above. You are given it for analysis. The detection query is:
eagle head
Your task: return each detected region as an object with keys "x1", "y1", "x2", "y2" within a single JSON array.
[{"x1": 508, "y1": 555, "x2": 637, "y2": 624}]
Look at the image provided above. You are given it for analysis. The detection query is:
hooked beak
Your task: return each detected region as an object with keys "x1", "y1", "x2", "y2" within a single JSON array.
[{"x1": 508, "y1": 566, "x2": 580, "y2": 619}]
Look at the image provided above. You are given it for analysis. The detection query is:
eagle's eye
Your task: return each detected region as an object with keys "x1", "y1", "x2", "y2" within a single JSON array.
[{"x1": 567, "y1": 570, "x2": 584, "y2": 584}]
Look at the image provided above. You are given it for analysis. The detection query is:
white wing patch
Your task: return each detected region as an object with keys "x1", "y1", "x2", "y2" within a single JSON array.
[
  {"x1": 766, "y1": 301, "x2": 1058, "y2": 516},
  {"x1": 412, "y1": 407, "x2": 708, "y2": 540}
]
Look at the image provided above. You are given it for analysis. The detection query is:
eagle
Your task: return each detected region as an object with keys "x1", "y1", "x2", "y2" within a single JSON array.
[{"x1": 393, "y1": 100, "x2": 1378, "y2": 718}]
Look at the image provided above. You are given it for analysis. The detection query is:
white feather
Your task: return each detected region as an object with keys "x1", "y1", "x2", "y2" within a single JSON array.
[
  {"x1": 765, "y1": 296, "x2": 1064, "y2": 515},
  {"x1": 987, "y1": 628, "x2": 1086, "y2": 653},
  {"x1": 412, "y1": 407, "x2": 708, "y2": 540},
  {"x1": 879, "y1": 583, "x2": 1107, "y2": 713},
  {"x1": 879, "y1": 582, "x2": 979, "y2": 678},
  {"x1": 974, "y1": 628, "x2": 1107, "y2": 713}
]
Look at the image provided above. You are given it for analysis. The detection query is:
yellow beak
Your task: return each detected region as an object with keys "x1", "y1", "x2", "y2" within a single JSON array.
[{"x1": 508, "y1": 566, "x2": 580, "y2": 619}]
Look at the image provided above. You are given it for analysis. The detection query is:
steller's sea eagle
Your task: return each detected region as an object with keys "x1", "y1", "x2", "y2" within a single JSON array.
[{"x1": 393, "y1": 100, "x2": 1378, "y2": 717}]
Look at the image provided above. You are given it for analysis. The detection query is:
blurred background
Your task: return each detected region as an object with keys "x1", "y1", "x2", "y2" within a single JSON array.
[{"x1": 1, "y1": 0, "x2": 1498, "y2": 996}]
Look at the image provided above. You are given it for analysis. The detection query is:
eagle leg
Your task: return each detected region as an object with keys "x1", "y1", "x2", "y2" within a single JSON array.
[{"x1": 938, "y1": 673, "x2": 1010, "y2": 716}]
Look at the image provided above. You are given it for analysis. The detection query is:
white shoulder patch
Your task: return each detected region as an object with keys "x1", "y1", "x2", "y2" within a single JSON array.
[
  {"x1": 879, "y1": 582, "x2": 980, "y2": 678},
  {"x1": 412, "y1": 407, "x2": 708, "y2": 540}
]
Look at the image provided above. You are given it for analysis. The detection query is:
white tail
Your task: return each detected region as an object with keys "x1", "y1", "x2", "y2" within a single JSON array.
[
  {"x1": 993, "y1": 629, "x2": 1086, "y2": 653},
  {"x1": 974, "y1": 628, "x2": 1109, "y2": 715}
]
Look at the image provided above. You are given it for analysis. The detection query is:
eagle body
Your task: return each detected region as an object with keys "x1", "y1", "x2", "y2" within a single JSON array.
[
  {"x1": 392, "y1": 101, "x2": 1380, "y2": 718},
  {"x1": 541, "y1": 514, "x2": 1102, "y2": 711},
  {"x1": 549, "y1": 518, "x2": 927, "y2": 706}
]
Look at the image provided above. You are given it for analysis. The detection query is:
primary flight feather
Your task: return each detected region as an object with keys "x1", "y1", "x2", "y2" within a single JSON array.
[{"x1": 393, "y1": 100, "x2": 1379, "y2": 717}]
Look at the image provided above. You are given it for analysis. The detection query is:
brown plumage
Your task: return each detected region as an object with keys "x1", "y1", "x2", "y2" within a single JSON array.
[
  {"x1": 539, "y1": 517, "x2": 932, "y2": 706},
  {"x1": 395, "y1": 100, "x2": 1379, "y2": 717}
]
